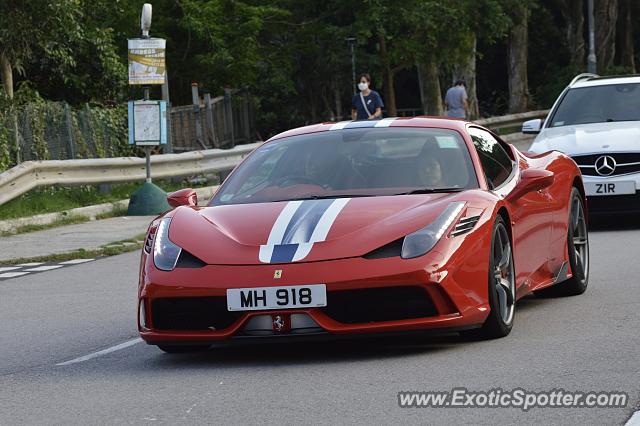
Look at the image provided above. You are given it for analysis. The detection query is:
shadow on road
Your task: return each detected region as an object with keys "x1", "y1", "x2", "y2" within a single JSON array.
[
  {"x1": 589, "y1": 215, "x2": 640, "y2": 232},
  {"x1": 146, "y1": 333, "x2": 477, "y2": 368},
  {"x1": 141, "y1": 296, "x2": 580, "y2": 368}
]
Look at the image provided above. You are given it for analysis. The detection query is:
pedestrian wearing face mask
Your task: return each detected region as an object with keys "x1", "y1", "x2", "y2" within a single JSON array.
[{"x1": 351, "y1": 74, "x2": 384, "y2": 121}]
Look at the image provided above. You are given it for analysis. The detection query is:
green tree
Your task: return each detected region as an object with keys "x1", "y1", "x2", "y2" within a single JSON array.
[
  {"x1": 1, "y1": 0, "x2": 78, "y2": 99},
  {"x1": 0, "y1": 0, "x2": 126, "y2": 103}
]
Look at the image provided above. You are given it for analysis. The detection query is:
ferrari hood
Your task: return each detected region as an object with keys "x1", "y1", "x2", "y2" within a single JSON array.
[
  {"x1": 167, "y1": 194, "x2": 461, "y2": 265},
  {"x1": 529, "y1": 121, "x2": 640, "y2": 155}
]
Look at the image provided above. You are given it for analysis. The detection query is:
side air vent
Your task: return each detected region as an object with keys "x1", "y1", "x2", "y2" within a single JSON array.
[
  {"x1": 450, "y1": 215, "x2": 480, "y2": 237},
  {"x1": 143, "y1": 226, "x2": 157, "y2": 254},
  {"x1": 176, "y1": 250, "x2": 207, "y2": 268},
  {"x1": 363, "y1": 238, "x2": 404, "y2": 259}
]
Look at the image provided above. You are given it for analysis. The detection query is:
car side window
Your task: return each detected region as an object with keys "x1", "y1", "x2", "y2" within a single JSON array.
[{"x1": 469, "y1": 128, "x2": 514, "y2": 189}]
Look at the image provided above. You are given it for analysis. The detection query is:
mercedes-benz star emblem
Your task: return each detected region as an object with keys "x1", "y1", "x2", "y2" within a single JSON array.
[{"x1": 595, "y1": 155, "x2": 616, "y2": 176}]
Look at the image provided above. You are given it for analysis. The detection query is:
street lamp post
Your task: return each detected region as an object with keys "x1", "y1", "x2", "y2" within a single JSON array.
[
  {"x1": 587, "y1": 0, "x2": 597, "y2": 74},
  {"x1": 346, "y1": 37, "x2": 356, "y2": 95}
]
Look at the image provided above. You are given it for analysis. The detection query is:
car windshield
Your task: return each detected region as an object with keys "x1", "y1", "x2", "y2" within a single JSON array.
[
  {"x1": 210, "y1": 128, "x2": 478, "y2": 206},
  {"x1": 550, "y1": 83, "x2": 640, "y2": 127}
]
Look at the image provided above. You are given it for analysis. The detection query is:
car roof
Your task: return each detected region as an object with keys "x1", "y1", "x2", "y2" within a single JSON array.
[
  {"x1": 267, "y1": 116, "x2": 472, "y2": 142},
  {"x1": 570, "y1": 74, "x2": 640, "y2": 89}
]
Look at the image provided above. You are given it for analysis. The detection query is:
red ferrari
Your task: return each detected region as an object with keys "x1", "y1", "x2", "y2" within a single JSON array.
[{"x1": 137, "y1": 117, "x2": 589, "y2": 353}]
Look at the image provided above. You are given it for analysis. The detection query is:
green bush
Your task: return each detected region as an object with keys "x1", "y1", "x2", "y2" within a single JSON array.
[{"x1": 0, "y1": 89, "x2": 130, "y2": 172}]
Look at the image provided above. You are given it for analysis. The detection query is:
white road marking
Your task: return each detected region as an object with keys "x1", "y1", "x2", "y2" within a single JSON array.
[
  {"x1": 25, "y1": 265, "x2": 64, "y2": 272},
  {"x1": 626, "y1": 411, "x2": 640, "y2": 426},
  {"x1": 0, "y1": 267, "x2": 21, "y2": 272},
  {"x1": 18, "y1": 262, "x2": 44, "y2": 267},
  {"x1": 0, "y1": 271, "x2": 31, "y2": 278},
  {"x1": 59, "y1": 258, "x2": 95, "y2": 265},
  {"x1": 56, "y1": 338, "x2": 143, "y2": 366}
]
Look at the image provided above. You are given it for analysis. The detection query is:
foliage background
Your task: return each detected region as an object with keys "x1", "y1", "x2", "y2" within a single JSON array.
[{"x1": 1, "y1": 0, "x2": 638, "y2": 171}]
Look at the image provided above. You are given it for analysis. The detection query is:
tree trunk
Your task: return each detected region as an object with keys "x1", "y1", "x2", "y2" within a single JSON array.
[
  {"x1": 416, "y1": 59, "x2": 442, "y2": 116},
  {"x1": 559, "y1": 0, "x2": 586, "y2": 69},
  {"x1": 616, "y1": 0, "x2": 635, "y2": 72},
  {"x1": 0, "y1": 53, "x2": 14, "y2": 99},
  {"x1": 595, "y1": 0, "x2": 618, "y2": 72},
  {"x1": 332, "y1": 80, "x2": 343, "y2": 121},
  {"x1": 453, "y1": 34, "x2": 479, "y2": 119},
  {"x1": 0, "y1": 52, "x2": 19, "y2": 162},
  {"x1": 508, "y1": 4, "x2": 529, "y2": 113},
  {"x1": 378, "y1": 33, "x2": 397, "y2": 117},
  {"x1": 308, "y1": 92, "x2": 317, "y2": 124}
]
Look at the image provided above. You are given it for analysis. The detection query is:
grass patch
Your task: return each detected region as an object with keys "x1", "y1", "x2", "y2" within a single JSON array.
[
  {"x1": 1, "y1": 234, "x2": 146, "y2": 265},
  {"x1": 95, "y1": 204, "x2": 129, "y2": 220},
  {"x1": 0, "y1": 178, "x2": 216, "y2": 220},
  {"x1": 0, "y1": 215, "x2": 90, "y2": 237}
]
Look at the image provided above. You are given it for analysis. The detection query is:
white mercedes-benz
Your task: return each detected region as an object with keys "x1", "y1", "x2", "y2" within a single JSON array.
[{"x1": 523, "y1": 73, "x2": 640, "y2": 215}]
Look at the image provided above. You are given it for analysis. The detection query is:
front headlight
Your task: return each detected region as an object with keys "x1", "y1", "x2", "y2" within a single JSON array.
[
  {"x1": 153, "y1": 217, "x2": 182, "y2": 271},
  {"x1": 401, "y1": 202, "x2": 465, "y2": 259}
]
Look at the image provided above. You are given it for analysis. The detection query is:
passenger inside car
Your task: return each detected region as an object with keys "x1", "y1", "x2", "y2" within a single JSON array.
[{"x1": 417, "y1": 155, "x2": 445, "y2": 188}]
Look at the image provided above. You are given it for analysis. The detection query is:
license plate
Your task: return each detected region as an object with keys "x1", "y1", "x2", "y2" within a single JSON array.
[
  {"x1": 584, "y1": 181, "x2": 636, "y2": 196},
  {"x1": 227, "y1": 284, "x2": 327, "y2": 311}
]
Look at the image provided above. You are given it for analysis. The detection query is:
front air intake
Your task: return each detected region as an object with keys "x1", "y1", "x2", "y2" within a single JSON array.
[
  {"x1": 151, "y1": 297, "x2": 243, "y2": 331},
  {"x1": 322, "y1": 286, "x2": 437, "y2": 324}
]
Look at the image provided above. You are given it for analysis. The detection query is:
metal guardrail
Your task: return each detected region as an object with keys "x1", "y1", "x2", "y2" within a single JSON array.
[
  {"x1": 475, "y1": 110, "x2": 549, "y2": 131},
  {"x1": 476, "y1": 110, "x2": 549, "y2": 149},
  {"x1": 0, "y1": 110, "x2": 551, "y2": 206},
  {"x1": 0, "y1": 142, "x2": 261, "y2": 206}
]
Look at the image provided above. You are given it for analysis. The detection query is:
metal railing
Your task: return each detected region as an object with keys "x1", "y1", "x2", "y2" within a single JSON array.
[
  {"x1": 476, "y1": 110, "x2": 549, "y2": 146},
  {"x1": 169, "y1": 88, "x2": 255, "y2": 151},
  {"x1": 0, "y1": 142, "x2": 261, "y2": 206},
  {"x1": 475, "y1": 110, "x2": 548, "y2": 132}
]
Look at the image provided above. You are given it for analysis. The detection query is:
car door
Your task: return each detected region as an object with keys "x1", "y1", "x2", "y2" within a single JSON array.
[{"x1": 468, "y1": 127, "x2": 553, "y2": 288}]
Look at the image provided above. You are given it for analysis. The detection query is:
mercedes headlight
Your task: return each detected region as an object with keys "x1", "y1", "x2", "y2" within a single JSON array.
[
  {"x1": 401, "y1": 202, "x2": 465, "y2": 259},
  {"x1": 153, "y1": 218, "x2": 182, "y2": 271}
]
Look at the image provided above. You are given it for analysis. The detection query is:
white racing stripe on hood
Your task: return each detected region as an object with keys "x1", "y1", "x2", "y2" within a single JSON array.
[
  {"x1": 260, "y1": 198, "x2": 351, "y2": 263},
  {"x1": 291, "y1": 198, "x2": 350, "y2": 261},
  {"x1": 259, "y1": 200, "x2": 303, "y2": 263}
]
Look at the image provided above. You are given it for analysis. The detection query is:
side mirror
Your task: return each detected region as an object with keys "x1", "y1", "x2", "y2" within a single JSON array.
[
  {"x1": 522, "y1": 118, "x2": 542, "y2": 134},
  {"x1": 167, "y1": 188, "x2": 198, "y2": 208},
  {"x1": 510, "y1": 169, "x2": 554, "y2": 199}
]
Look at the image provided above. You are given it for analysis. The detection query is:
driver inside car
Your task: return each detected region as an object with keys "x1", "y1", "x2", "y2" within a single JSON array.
[
  {"x1": 301, "y1": 150, "x2": 334, "y2": 189},
  {"x1": 416, "y1": 149, "x2": 446, "y2": 188}
]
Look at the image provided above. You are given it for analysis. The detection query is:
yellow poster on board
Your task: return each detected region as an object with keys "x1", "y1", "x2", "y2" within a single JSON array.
[{"x1": 128, "y1": 38, "x2": 166, "y2": 85}]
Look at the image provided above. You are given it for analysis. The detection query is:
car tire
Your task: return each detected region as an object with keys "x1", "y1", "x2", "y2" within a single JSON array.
[
  {"x1": 536, "y1": 187, "x2": 589, "y2": 297},
  {"x1": 465, "y1": 215, "x2": 516, "y2": 340},
  {"x1": 157, "y1": 344, "x2": 210, "y2": 354}
]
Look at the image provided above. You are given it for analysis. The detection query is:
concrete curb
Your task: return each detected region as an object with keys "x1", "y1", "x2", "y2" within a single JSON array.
[{"x1": 0, "y1": 185, "x2": 219, "y2": 234}]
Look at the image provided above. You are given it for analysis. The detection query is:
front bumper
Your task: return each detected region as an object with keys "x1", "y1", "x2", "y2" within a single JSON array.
[
  {"x1": 138, "y1": 251, "x2": 491, "y2": 345},
  {"x1": 586, "y1": 191, "x2": 640, "y2": 215},
  {"x1": 582, "y1": 174, "x2": 640, "y2": 215}
]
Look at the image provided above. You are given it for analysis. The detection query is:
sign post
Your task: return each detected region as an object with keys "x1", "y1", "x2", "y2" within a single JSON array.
[{"x1": 126, "y1": 3, "x2": 171, "y2": 216}]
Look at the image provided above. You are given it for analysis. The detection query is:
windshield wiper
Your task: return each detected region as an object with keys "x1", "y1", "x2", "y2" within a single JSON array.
[
  {"x1": 398, "y1": 187, "x2": 465, "y2": 195},
  {"x1": 272, "y1": 194, "x2": 380, "y2": 202}
]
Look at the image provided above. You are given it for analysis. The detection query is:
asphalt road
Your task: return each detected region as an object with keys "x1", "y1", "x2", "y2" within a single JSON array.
[{"x1": 1, "y1": 219, "x2": 639, "y2": 425}]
